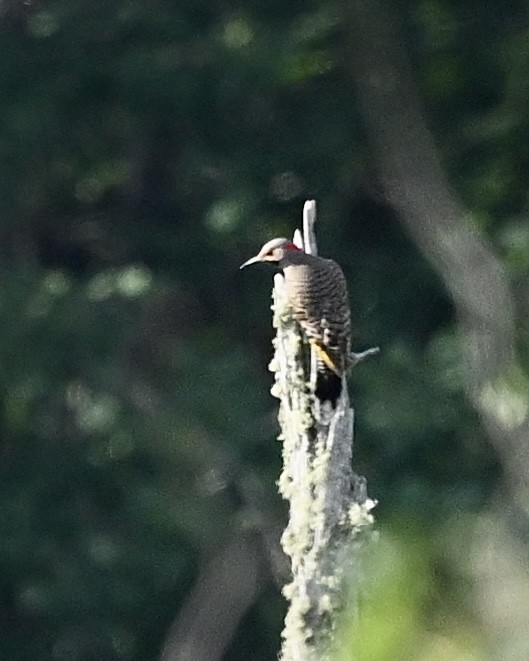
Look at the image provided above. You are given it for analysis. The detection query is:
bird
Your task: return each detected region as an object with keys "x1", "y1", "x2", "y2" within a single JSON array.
[{"x1": 240, "y1": 237, "x2": 351, "y2": 405}]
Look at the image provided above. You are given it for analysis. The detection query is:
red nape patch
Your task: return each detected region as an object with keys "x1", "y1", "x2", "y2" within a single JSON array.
[{"x1": 285, "y1": 242, "x2": 302, "y2": 251}]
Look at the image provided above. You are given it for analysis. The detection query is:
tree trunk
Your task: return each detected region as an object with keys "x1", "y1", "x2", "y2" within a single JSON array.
[{"x1": 272, "y1": 201, "x2": 376, "y2": 661}]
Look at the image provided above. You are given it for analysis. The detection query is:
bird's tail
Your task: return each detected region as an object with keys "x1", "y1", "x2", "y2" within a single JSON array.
[
  {"x1": 309, "y1": 340, "x2": 344, "y2": 406},
  {"x1": 315, "y1": 370, "x2": 343, "y2": 406}
]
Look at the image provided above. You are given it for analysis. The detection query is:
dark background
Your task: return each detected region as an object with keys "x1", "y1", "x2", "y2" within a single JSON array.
[{"x1": 1, "y1": 1, "x2": 529, "y2": 659}]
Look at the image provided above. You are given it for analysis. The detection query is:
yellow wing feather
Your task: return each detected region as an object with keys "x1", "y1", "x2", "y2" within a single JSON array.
[{"x1": 309, "y1": 339, "x2": 342, "y2": 376}]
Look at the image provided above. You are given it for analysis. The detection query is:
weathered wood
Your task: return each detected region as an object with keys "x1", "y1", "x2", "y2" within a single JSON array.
[{"x1": 270, "y1": 201, "x2": 376, "y2": 661}]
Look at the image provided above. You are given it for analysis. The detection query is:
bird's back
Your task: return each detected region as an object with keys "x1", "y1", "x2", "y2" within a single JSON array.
[{"x1": 283, "y1": 253, "x2": 351, "y2": 378}]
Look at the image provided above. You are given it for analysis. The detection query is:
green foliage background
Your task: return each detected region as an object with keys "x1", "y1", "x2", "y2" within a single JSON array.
[{"x1": 1, "y1": 1, "x2": 528, "y2": 659}]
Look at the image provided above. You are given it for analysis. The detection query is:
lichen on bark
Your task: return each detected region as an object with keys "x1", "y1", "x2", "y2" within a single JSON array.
[{"x1": 270, "y1": 202, "x2": 376, "y2": 661}]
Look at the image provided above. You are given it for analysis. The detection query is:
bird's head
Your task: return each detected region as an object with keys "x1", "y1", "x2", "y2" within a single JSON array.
[{"x1": 240, "y1": 237, "x2": 302, "y2": 269}]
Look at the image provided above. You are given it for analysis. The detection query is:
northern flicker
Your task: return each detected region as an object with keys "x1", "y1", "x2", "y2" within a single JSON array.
[{"x1": 240, "y1": 237, "x2": 351, "y2": 405}]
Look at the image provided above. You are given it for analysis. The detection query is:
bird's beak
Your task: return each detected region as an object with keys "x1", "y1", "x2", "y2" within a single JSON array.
[{"x1": 239, "y1": 255, "x2": 261, "y2": 269}]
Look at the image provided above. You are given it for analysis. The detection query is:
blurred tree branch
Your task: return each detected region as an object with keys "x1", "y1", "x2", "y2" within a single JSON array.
[
  {"x1": 160, "y1": 532, "x2": 262, "y2": 661},
  {"x1": 348, "y1": 0, "x2": 529, "y2": 511}
]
